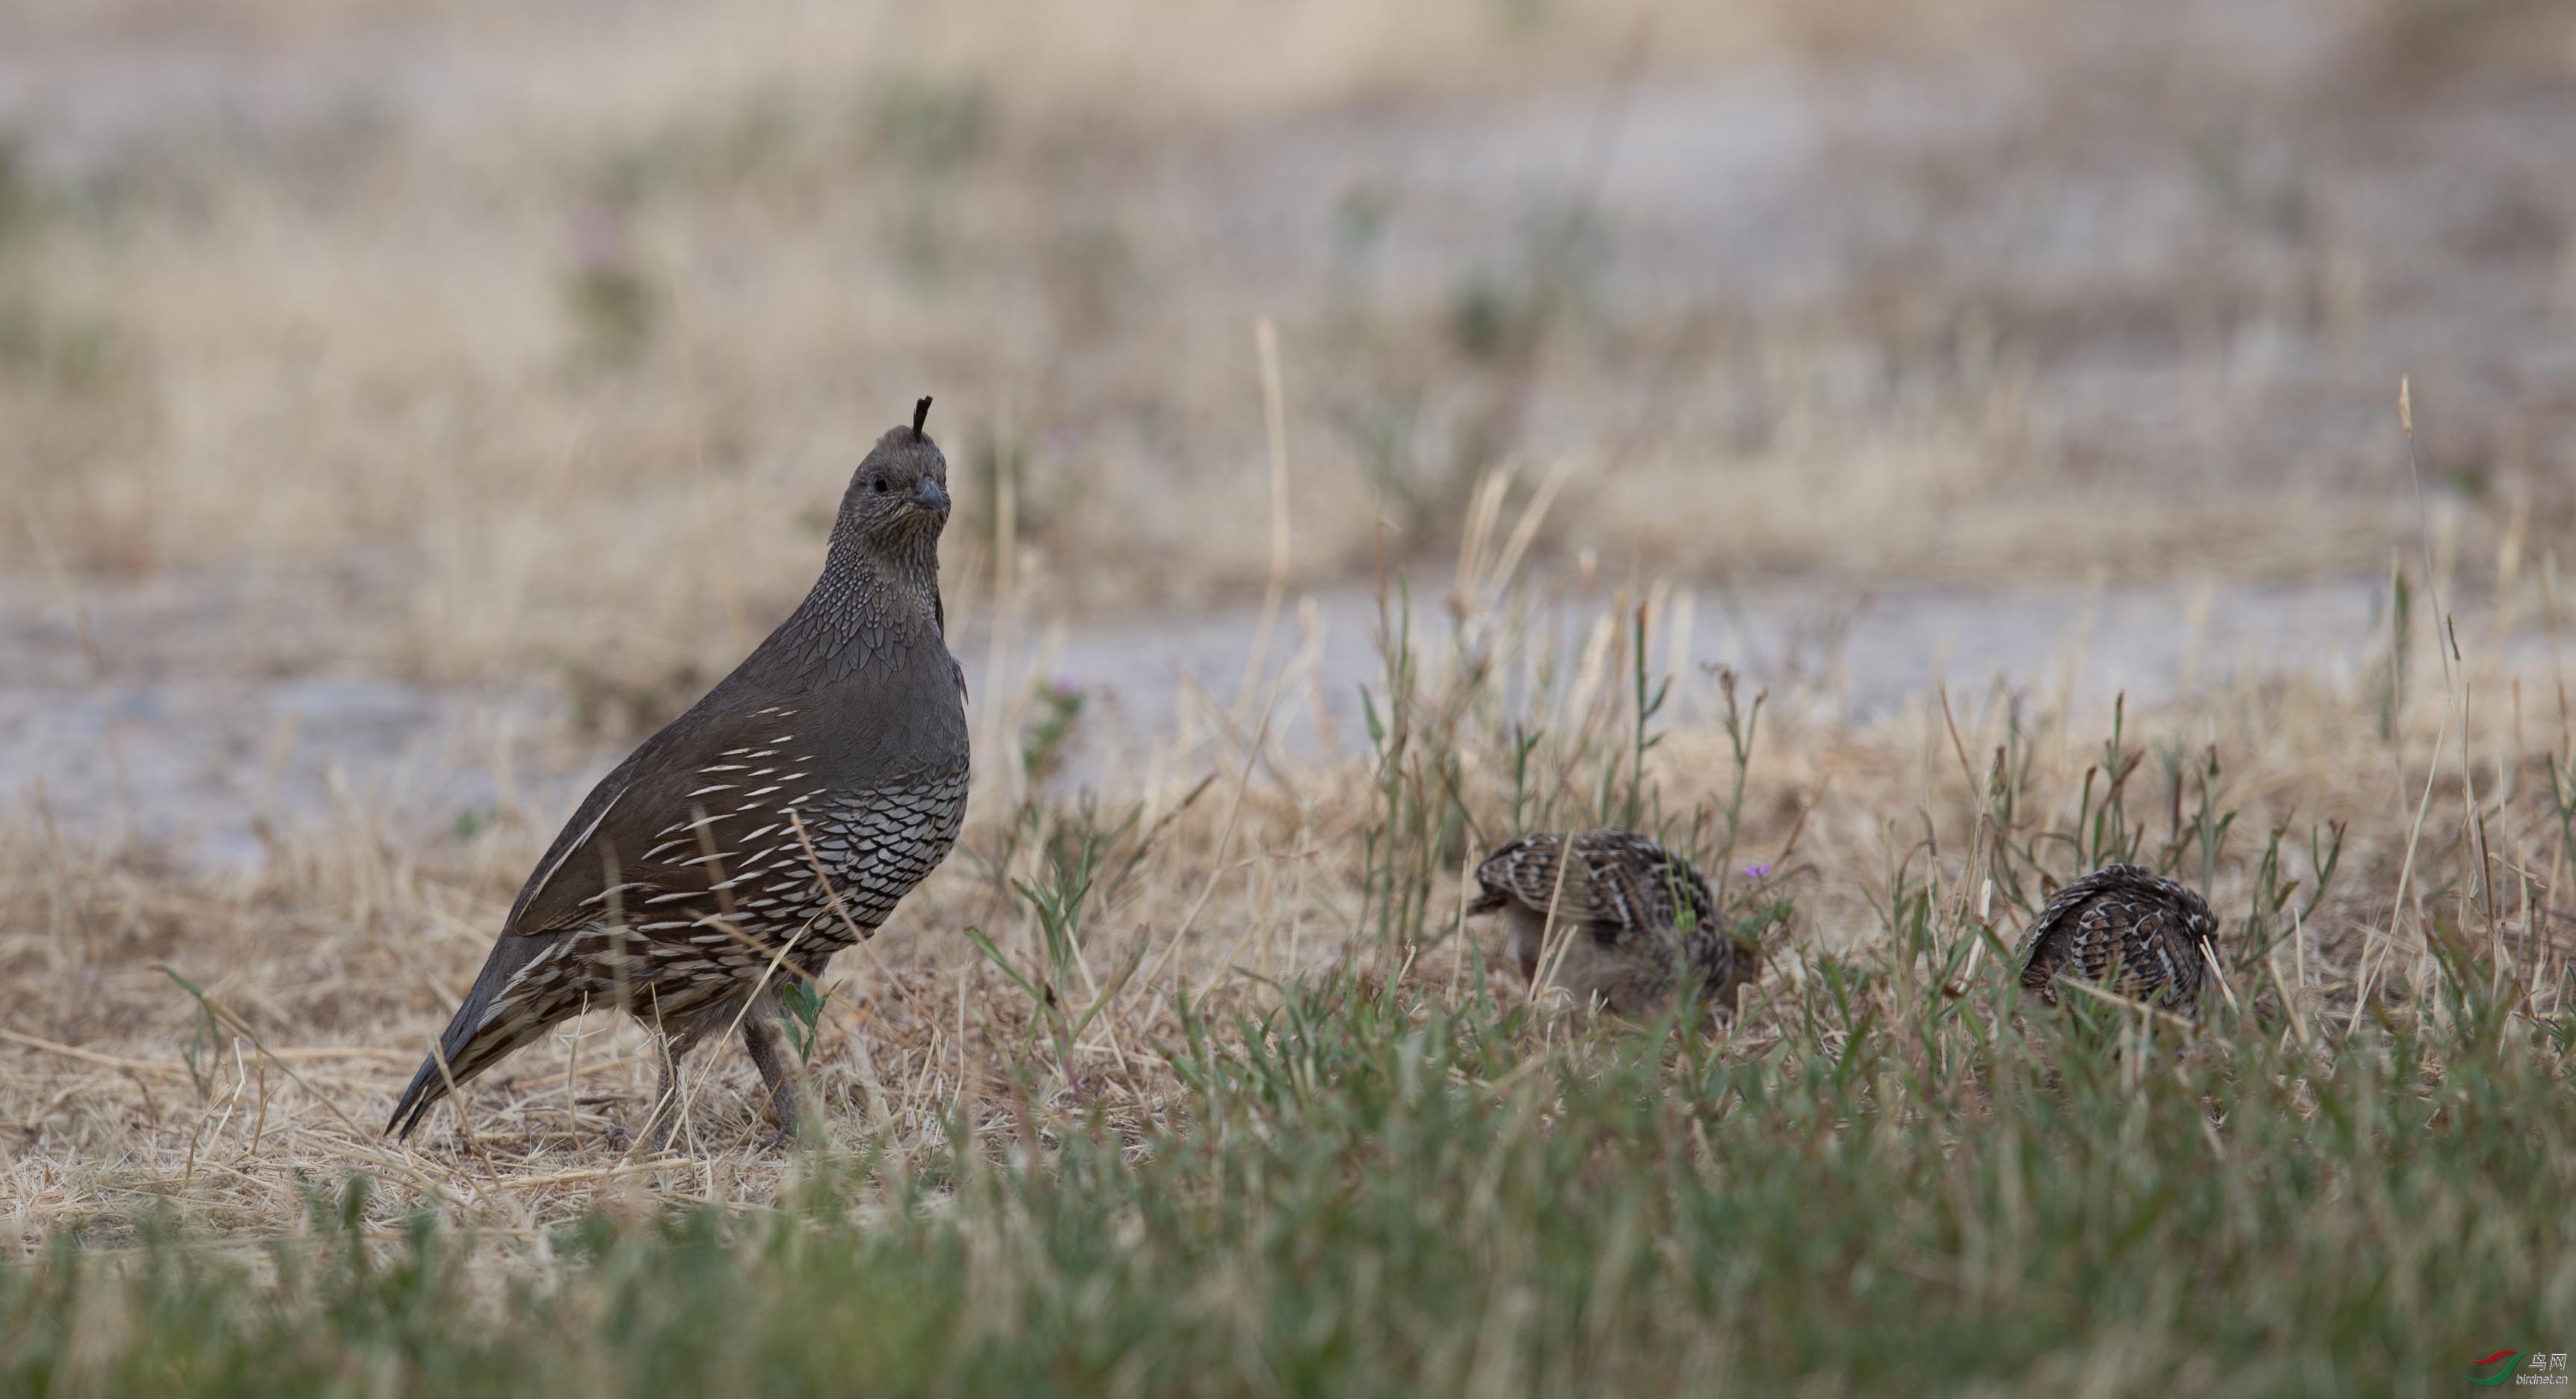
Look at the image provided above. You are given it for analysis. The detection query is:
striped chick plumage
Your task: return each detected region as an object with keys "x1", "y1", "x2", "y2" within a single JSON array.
[
  {"x1": 1468, "y1": 829, "x2": 1760, "y2": 1021},
  {"x1": 2013, "y1": 863, "x2": 2220, "y2": 1019}
]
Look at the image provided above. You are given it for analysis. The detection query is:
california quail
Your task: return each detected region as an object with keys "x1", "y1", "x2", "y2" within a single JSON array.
[
  {"x1": 2014, "y1": 863, "x2": 2219, "y2": 1019},
  {"x1": 390, "y1": 398, "x2": 970, "y2": 1150},
  {"x1": 1467, "y1": 829, "x2": 1761, "y2": 1021}
]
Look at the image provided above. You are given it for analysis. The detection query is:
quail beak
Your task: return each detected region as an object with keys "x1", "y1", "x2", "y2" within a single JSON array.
[{"x1": 910, "y1": 477, "x2": 949, "y2": 517}]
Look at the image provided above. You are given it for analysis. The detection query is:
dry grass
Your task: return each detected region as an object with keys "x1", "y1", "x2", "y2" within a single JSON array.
[
  {"x1": 5, "y1": 0, "x2": 2570, "y2": 693},
  {"x1": 4, "y1": 5, "x2": 2576, "y2": 1388},
  {"x1": 5, "y1": 469, "x2": 2570, "y2": 1248}
]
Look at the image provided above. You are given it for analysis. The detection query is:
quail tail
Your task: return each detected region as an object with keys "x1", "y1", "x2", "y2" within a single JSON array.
[{"x1": 389, "y1": 931, "x2": 570, "y2": 1139}]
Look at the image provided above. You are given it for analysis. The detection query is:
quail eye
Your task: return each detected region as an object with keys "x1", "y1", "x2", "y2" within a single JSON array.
[{"x1": 871, "y1": 474, "x2": 890, "y2": 494}]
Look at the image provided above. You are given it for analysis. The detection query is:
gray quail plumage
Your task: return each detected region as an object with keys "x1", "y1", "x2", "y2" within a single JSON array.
[
  {"x1": 2013, "y1": 863, "x2": 2219, "y2": 1019},
  {"x1": 390, "y1": 398, "x2": 970, "y2": 1150},
  {"x1": 1467, "y1": 829, "x2": 1761, "y2": 1021}
]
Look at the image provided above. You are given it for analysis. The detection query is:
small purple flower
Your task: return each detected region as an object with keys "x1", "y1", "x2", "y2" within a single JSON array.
[
  {"x1": 1742, "y1": 862, "x2": 1772, "y2": 880},
  {"x1": 1048, "y1": 674, "x2": 1082, "y2": 698}
]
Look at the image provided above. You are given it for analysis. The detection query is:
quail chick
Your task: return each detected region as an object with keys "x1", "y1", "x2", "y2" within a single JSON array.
[
  {"x1": 2014, "y1": 862, "x2": 2220, "y2": 1019},
  {"x1": 1468, "y1": 829, "x2": 1761, "y2": 1022}
]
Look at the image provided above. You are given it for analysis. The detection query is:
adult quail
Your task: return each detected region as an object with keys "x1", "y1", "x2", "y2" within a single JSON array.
[
  {"x1": 2013, "y1": 863, "x2": 2220, "y2": 1019},
  {"x1": 390, "y1": 398, "x2": 970, "y2": 1150},
  {"x1": 1467, "y1": 829, "x2": 1761, "y2": 1021}
]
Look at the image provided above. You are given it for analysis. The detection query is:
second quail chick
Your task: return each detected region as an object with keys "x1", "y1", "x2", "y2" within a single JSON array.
[
  {"x1": 2014, "y1": 863, "x2": 2221, "y2": 1020},
  {"x1": 1468, "y1": 829, "x2": 1761, "y2": 1022}
]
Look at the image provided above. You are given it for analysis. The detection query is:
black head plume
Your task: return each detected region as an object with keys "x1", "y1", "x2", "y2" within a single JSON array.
[{"x1": 913, "y1": 396, "x2": 934, "y2": 437}]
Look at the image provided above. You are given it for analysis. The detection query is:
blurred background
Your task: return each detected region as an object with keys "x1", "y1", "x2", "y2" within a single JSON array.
[{"x1": 3, "y1": 0, "x2": 2572, "y2": 860}]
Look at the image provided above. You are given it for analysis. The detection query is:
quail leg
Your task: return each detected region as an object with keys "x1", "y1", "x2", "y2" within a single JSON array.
[
  {"x1": 742, "y1": 1016, "x2": 806, "y2": 1147},
  {"x1": 635, "y1": 1030, "x2": 697, "y2": 1154},
  {"x1": 1506, "y1": 907, "x2": 1544, "y2": 983}
]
